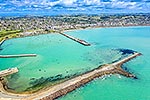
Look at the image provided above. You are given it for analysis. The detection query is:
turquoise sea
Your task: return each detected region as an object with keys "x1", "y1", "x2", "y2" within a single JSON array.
[{"x1": 0, "y1": 26, "x2": 150, "y2": 99}]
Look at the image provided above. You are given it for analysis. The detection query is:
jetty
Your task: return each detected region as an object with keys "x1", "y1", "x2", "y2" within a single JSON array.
[
  {"x1": 0, "y1": 67, "x2": 18, "y2": 77},
  {"x1": 0, "y1": 52, "x2": 141, "y2": 100},
  {"x1": 0, "y1": 54, "x2": 37, "y2": 58},
  {"x1": 59, "y1": 32, "x2": 91, "y2": 46}
]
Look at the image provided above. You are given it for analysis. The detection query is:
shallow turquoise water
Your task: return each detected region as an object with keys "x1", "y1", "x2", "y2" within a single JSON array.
[
  {"x1": 58, "y1": 26, "x2": 150, "y2": 100},
  {"x1": 0, "y1": 31, "x2": 123, "y2": 92},
  {"x1": 0, "y1": 26, "x2": 150, "y2": 99}
]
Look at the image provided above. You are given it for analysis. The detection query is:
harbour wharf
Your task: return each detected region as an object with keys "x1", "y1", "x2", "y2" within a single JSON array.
[
  {"x1": 59, "y1": 32, "x2": 91, "y2": 46},
  {"x1": 0, "y1": 54, "x2": 37, "y2": 58},
  {"x1": 0, "y1": 52, "x2": 141, "y2": 100}
]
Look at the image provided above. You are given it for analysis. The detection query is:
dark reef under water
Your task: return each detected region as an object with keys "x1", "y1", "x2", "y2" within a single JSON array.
[
  {"x1": 110, "y1": 48, "x2": 135, "y2": 63},
  {"x1": 24, "y1": 71, "x2": 83, "y2": 92},
  {"x1": 5, "y1": 48, "x2": 138, "y2": 92},
  {"x1": 115, "y1": 48, "x2": 136, "y2": 55}
]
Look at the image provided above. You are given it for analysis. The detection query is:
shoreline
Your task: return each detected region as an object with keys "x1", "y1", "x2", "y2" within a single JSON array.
[
  {"x1": 0, "y1": 25, "x2": 147, "y2": 99},
  {"x1": 1, "y1": 25, "x2": 150, "y2": 44},
  {"x1": 63, "y1": 24, "x2": 150, "y2": 33}
]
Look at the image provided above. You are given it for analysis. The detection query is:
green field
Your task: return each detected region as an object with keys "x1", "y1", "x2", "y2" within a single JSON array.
[{"x1": 0, "y1": 30, "x2": 23, "y2": 42}]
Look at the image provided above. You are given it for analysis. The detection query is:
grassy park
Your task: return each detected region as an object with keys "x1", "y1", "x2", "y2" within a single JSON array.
[{"x1": 0, "y1": 30, "x2": 22, "y2": 42}]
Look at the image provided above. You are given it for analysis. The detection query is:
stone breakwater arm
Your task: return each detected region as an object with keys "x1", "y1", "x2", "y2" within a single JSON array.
[
  {"x1": 33, "y1": 52, "x2": 141, "y2": 100},
  {"x1": 0, "y1": 52, "x2": 141, "y2": 100},
  {"x1": 0, "y1": 68, "x2": 18, "y2": 77},
  {"x1": 59, "y1": 32, "x2": 91, "y2": 46},
  {"x1": 0, "y1": 54, "x2": 37, "y2": 58},
  {"x1": 112, "y1": 52, "x2": 142, "y2": 66}
]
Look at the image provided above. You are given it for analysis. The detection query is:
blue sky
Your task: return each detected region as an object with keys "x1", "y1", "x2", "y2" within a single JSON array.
[{"x1": 0, "y1": 0, "x2": 150, "y2": 15}]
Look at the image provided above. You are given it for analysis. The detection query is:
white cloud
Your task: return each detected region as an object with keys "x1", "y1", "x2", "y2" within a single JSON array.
[
  {"x1": 0, "y1": 0, "x2": 149, "y2": 13},
  {"x1": 111, "y1": 1, "x2": 137, "y2": 8},
  {"x1": 83, "y1": 0, "x2": 100, "y2": 5},
  {"x1": 60, "y1": 0, "x2": 77, "y2": 6},
  {"x1": 45, "y1": 7, "x2": 51, "y2": 9},
  {"x1": 40, "y1": 0, "x2": 60, "y2": 6},
  {"x1": 13, "y1": 0, "x2": 78, "y2": 7},
  {"x1": 24, "y1": 0, "x2": 30, "y2": 4}
]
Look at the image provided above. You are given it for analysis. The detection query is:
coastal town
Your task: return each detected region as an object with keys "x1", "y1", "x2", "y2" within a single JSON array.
[
  {"x1": 1, "y1": 0, "x2": 150, "y2": 99},
  {"x1": 0, "y1": 13, "x2": 150, "y2": 42}
]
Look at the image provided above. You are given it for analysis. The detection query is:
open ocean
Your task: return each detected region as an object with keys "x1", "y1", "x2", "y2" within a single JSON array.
[{"x1": 0, "y1": 26, "x2": 150, "y2": 100}]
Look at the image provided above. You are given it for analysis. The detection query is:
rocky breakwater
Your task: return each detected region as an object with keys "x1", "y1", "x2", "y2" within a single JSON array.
[
  {"x1": 0, "y1": 52, "x2": 141, "y2": 100},
  {"x1": 38, "y1": 52, "x2": 141, "y2": 100}
]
